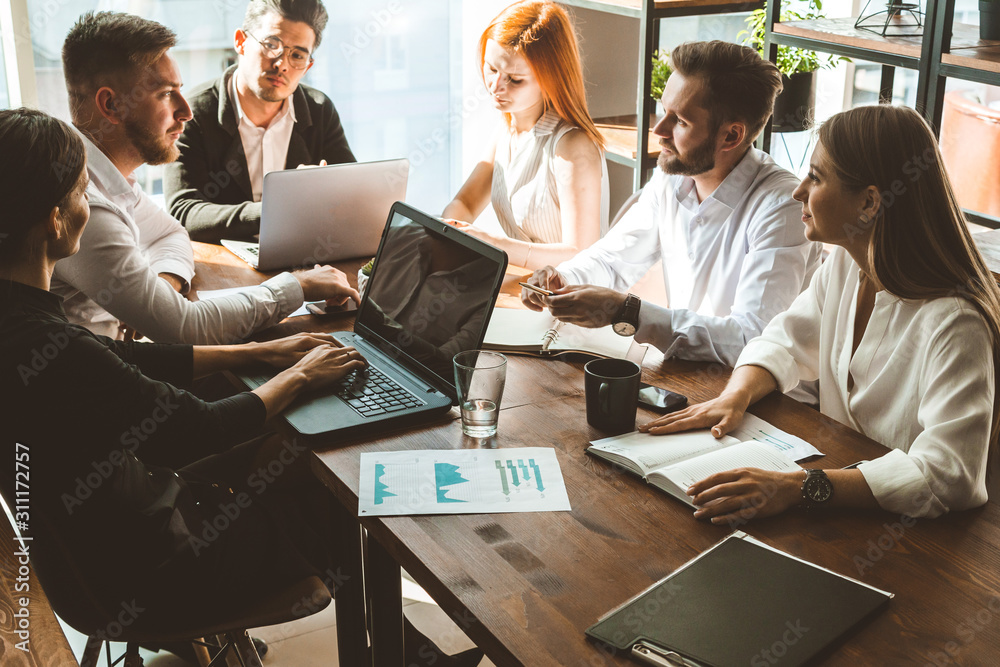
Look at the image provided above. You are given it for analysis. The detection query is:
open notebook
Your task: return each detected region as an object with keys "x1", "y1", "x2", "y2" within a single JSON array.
[
  {"x1": 483, "y1": 308, "x2": 635, "y2": 359},
  {"x1": 587, "y1": 414, "x2": 822, "y2": 507}
]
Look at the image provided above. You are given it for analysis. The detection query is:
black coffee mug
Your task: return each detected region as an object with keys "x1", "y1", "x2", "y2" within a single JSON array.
[{"x1": 585, "y1": 358, "x2": 641, "y2": 433}]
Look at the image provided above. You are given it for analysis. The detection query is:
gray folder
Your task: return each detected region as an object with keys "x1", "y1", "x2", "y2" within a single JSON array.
[{"x1": 585, "y1": 531, "x2": 892, "y2": 667}]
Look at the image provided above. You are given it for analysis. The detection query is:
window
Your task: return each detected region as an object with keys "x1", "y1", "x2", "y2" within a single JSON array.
[
  {"x1": 1, "y1": 27, "x2": 9, "y2": 109},
  {"x1": 23, "y1": 0, "x2": 458, "y2": 212}
]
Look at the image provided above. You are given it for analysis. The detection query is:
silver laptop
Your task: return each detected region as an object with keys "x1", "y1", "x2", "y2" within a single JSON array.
[
  {"x1": 238, "y1": 202, "x2": 509, "y2": 437},
  {"x1": 222, "y1": 158, "x2": 409, "y2": 271}
]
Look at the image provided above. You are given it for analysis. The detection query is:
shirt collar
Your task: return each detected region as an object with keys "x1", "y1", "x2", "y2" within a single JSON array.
[
  {"x1": 0, "y1": 280, "x2": 67, "y2": 319},
  {"x1": 672, "y1": 147, "x2": 765, "y2": 211},
  {"x1": 709, "y1": 147, "x2": 764, "y2": 210},
  {"x1": 230, "y1": 73, "x2": 297, "y2": 127},
  {"x1": 533, "y1": 109, "x2": 562, "y2": 137},
  {"x1": 78, "y1": 130, "x2": 137, "y2": 202}
]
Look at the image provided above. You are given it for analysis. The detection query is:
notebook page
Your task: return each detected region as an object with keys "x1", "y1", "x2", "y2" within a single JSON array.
[
  {"x1": 655, "y1": 441, "x2": 800, "y2": 490},
  {"x1": 551, "y1": 321, "x2": 634, "y2": 358},
  {"x1": 589, "y1": 430, "x2": 740, "y2": 476},
  {"x1": 483, "y1": 308, "x2": 557, "y2": 347}
]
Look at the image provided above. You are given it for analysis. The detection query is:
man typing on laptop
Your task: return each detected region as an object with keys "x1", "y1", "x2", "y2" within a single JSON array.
[
  {"x1": 164, "y1": 0, "x2": 356, "y2": 243},
  {"x1": 53, "y1": 12, "x2": 357, "y2": 345}
]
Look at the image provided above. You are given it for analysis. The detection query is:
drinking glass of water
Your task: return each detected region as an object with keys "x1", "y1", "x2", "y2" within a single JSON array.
[{"x1": 453, "y1": 350, "x2": 507, "y2": 438}]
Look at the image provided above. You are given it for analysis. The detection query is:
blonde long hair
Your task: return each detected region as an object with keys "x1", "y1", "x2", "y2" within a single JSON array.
[
  {"x1": 479, "y1": 1, "x2": 604, "y2": 148},
  {"x1": 820, "y1": 105, "x2": 1000, "y2": 449}
]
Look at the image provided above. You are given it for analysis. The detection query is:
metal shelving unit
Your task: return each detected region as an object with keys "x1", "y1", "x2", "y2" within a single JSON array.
[
  {"x1": 560, "y1": 0, "x2": 764, "y2": 188},
  {"x1": 760, "y1": 0, "x2": 1000, "y2": 227}
]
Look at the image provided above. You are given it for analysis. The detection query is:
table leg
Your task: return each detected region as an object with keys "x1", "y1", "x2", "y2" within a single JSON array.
[
  {"x1": 366, "y1": 533, "x2": 404, "y2": 667},
  {"x1": 331, "y1": 500, "x2": 370, "y2": 666}
]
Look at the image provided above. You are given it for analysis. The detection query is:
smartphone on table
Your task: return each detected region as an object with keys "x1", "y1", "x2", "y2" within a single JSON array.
[{"x1": 637, "y1": 383, "x2": 688, "y2": 413}]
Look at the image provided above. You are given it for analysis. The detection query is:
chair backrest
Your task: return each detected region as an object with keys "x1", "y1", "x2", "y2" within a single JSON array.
[
  {"x1": 0, "y1": 514, "x2": 79, "y2": 666},
  {"x1": 940, "y1": 90, "x2": 1000, "y2": 219},
  {"x1": 610, "y1": 188, "x2": 643, "y2": 230}
]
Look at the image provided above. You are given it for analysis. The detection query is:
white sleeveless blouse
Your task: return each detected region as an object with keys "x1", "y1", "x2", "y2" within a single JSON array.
[{"x1": 491, "y1": 110, "x2": 609, "y2": 244}]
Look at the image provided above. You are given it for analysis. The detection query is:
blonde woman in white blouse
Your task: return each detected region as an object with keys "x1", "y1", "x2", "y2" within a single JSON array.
[
  {"x1": 640, "y1": 105, "x2": 1000, "y2": 521},
  {"x1": 442, "y1": 1, "x2": 608, "y2": 270}
]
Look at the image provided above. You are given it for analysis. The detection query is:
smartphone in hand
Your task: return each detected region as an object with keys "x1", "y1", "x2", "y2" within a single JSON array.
[
  {"x1": 519, "y1": 281, "x2": 555, "y2": 297},
  {"x1": 306, "y1": 300, "x2": 359, "y2": 316}
]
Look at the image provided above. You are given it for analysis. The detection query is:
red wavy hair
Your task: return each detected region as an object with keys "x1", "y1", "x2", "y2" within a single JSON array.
[{"x1": 479, "y1": 1, "x2": 604, "y2": 148}]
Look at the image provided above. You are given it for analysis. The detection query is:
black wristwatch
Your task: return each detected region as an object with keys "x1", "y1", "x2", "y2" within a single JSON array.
[
  {"x1": 801, "y1": 469, "x2": 833, "y2": 508},
  {"x1": 612, "y1": 293, "x2": 641, "y2": 337}
]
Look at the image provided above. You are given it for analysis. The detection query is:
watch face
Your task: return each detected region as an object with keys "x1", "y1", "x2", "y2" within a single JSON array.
[
  {"x1": 805, "y1": 474, "x2": 833, "y2": 503},
  {"x1": 613, "y1": 321, "x2": 636, "y2": 337}
]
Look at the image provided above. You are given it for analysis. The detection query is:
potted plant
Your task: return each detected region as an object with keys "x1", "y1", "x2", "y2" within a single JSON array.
[
  {"x1": 741, "y1": 0, "x2": 848, "y2": 132},
  {"x1": 650, "y1": 50, "x2": 672, "y2": 102},
  {"x1": 983, "y1": 0, "x2": 1000, "y2": 41}
]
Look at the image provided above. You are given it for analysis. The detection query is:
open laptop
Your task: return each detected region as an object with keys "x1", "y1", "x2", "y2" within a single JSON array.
[
  {"x1": 238, "y1": 201, "x2": 509, "y2": 437},
  {"x1": 222, "y1": 158, "x2": 409, "y2": 271}
]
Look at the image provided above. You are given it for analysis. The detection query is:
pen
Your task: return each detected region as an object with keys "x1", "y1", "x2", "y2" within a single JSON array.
[
  {"x1": 632, "y1": 642, "x2": 704, "y2": 667},
  {"x1": 842, "y1": 460, "x2": 868, "y2": 469},
  {"x1": 518, "y1": 281, "x2": 555, "y2": 297}
]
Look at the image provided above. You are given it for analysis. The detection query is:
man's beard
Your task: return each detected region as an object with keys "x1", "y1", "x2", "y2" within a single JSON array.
[
  {"x1": 124, "y1": 117, "x2": 179, "y2": 166},
  {"x1": 252, "y1": 73, "x2": 289, "y2": 103},
  {"x1": 657, "y1": 136, "x2": 716, "y2": 176}
]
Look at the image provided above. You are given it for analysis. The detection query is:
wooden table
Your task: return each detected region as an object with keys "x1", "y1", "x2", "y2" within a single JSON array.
[{"x1": 193, "y1": 243, "x2": 1000, "y2": 667}]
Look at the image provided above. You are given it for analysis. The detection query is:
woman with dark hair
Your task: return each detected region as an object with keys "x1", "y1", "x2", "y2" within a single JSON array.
[
  {"x1": 641, "y1": 105, "x2": 1000, "y2": 521},
  {"x1": 443, "y1": 0, "x2": 608, "y2": 270},
  {"x1": 0, "y1": 107, "x2": 480, "y2": 666}
]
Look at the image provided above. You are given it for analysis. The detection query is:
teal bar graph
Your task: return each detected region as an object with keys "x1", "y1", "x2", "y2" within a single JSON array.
[
  {"x1": 530, "y1": 459, "x2": 544, "y2": 492},
  {"x1": 495, "y1": 460, "x2": 510, "y2": 495},
  {"x1": 435, "y1": 463, "x2": 469, "y2": 503},
  {"x1": 374, "y1": 464, "x2": 396, "y2": 505}
]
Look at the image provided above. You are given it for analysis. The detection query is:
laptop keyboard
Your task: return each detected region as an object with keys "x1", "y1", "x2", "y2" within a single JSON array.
[
  {"x1": 246, "y1": 245, "x2": 259, "y2": 257},
  {"x1": 334, "y1": 365, "x2": 425, "y2": 418}
]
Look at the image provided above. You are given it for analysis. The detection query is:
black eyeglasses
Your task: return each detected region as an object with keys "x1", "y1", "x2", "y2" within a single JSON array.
[{"x1": 245, "y1": 32, "x2": 313, "y2": 69}]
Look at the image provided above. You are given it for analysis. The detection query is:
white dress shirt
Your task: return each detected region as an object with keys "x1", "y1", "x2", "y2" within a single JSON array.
[
  {"x1": 232, "y1": 76, "x2": 296, "y2": 203},
  {"x1": 557, "y1": 148, "x2": 822, "y2": 366},
  {"x1": 737, "y1": 248, "x2": 993, "y2": 518},
  {"x1": 50, "y1": 134, "x2": 304, "y2": 344}
]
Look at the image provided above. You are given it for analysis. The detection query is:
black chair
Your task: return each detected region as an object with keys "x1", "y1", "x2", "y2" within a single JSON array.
[{"x1": 10, "y1": 511, "x2": 332, "y2": 667}]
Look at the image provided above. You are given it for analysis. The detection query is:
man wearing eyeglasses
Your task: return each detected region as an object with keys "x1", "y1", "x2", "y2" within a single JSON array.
[{"x1": 164, "y1": 0, "x2": 356, "y2": 243}]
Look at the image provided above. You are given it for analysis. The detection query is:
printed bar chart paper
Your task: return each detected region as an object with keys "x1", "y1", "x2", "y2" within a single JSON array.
[{"x1": 358, "y1": 448, "x2": 571, "y2": 516}]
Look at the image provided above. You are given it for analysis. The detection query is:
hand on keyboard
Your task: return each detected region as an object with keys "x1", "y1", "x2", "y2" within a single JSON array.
[
  {"x1": 292, "y1": 344, "x2": 368, "y2": 391},
  {"x1": 255, "y1": 332, "x2": 345, "y2": 369}
]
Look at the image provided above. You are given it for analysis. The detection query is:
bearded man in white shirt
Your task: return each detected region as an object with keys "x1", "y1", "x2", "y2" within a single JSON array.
[
  {"x1": 522, "y1": 41, "x2": 823, "y2": 367},
  {"x1": 51, "y1": 11, "x2": 358, "y2": 344}
]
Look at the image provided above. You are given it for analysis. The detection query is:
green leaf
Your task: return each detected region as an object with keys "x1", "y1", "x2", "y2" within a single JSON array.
[{"x1": 741, "y1": 0, "x2": 851, "y2": 76}]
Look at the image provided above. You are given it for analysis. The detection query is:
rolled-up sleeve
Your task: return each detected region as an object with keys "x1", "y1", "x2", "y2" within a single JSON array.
[
  {"x1": 53, "y1": 204, "x2": 304, "y2": 344},
  {"x1": 857, "y1": 310, "x2": 993, "y2": 518}
]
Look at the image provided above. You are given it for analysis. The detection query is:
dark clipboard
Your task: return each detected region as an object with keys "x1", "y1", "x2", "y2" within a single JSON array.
[{"x1": 585, "y1": 531, "x2": 893, "y2": 667}]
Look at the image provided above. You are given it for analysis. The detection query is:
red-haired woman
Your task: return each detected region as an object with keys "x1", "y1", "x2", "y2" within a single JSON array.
[{"x1": 443, "y1": 0, "x2": 608, "y2": 270}]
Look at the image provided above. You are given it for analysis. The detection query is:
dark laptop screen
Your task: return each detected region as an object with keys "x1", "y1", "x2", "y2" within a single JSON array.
[{"x1": 355, "y1": 207, "x2": 506, "y2": 394}]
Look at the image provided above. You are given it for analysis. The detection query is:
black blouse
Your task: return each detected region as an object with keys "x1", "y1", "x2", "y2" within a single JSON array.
[{"x1": 0, "y1": 280, "x2": 266, "y2": 594}]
